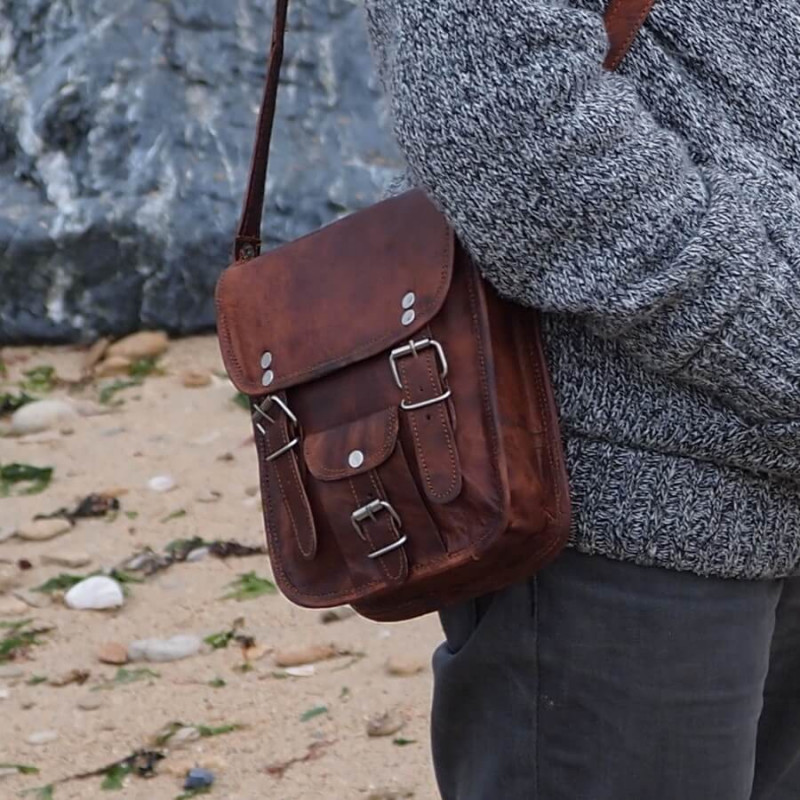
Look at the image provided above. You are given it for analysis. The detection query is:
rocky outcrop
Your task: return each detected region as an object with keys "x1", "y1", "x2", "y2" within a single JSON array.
[{"x1": 0, "y1": 0, "x2": 399, "y2": 343}]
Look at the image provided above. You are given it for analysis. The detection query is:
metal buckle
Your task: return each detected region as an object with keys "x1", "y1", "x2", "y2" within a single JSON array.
[
  {"x1": 351, "y1": 499, "x2": 408, "y2": 559},
  {"x1": 252, "y1": 396, "x2": 300, "y2": 462},
  {"x1": 389, "y1": 338, "x2": 452, "y2": 411}
]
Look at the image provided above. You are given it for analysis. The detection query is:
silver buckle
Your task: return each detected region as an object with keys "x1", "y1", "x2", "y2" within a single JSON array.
[
  {"x1": 389, "y1": 338, "x2": 452, "y2": 411},
  {"x1": 252, "y1": 396, "x2": 300, "y2": 462},
  {"x1": 351, "y1": 499, "x2": 408, "y2": 559}
]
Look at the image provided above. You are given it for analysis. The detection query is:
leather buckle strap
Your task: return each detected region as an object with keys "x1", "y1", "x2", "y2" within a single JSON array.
[
  {"x1": 390, "y1": 333, "x2": 462, "y2": 505},
  {"x1": 253, "y1": 393, "x2": 317, "y2": 561},
  {"x1": 390, "y1": 338, "x2": 451, "y2": 410},
  {"x1": 253, "y1": 395, "x2": 300, "y2": 461},
  {"x1": 351, "y1": 499, "x2": 408, "y2": 559}
]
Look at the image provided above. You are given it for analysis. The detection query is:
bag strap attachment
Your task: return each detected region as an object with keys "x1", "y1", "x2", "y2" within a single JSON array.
[{"x1": 233, "y1": 0, "x2": 656, "y2": 263}]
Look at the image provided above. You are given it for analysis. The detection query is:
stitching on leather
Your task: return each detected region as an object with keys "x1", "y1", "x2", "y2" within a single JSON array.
[
  {"x1": 305, "y1": 408, "x2": 398, "y2": 480},
  {"x1": 265, "y1": 421, "x2": 310, "y2": 559},
  {"x1": 282, "y1": 425, "x2": 317, "y2": 559},
  {"x1": 369, "y1": 470, "x2": 406, "y2": 582},
  {"x1": 347, "y1": 477, "x2": 394, "y2": 584},
  {"x1": 401, "y1": 349, "x2": 459, "y2": 501},
  {"x1": 218, "y1": 214, "x2": 453, "y2": 393}
]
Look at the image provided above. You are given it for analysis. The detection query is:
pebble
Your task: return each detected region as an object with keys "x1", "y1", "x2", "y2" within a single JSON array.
[
  {"x1": 0, "y1": 687, "x2": 9, "y2": 701},
  {"x1": 77, "y1": 696, "x2": 103, "y2": 711},
  {"x1": 181, "y1": 370, "x2": 212, "y2": 388},
  {"x1": 17, "y1": 518, "x2": 73, "y2": 542},
  {"x1": 128, "y1": 634, "x2": 204, "y2": 663},
  {"x1": 186, "y1": 547, "x2": 209, "y2": 563},
  {"x1": 106, "y1": 330, "x2": 169, "y2": 360},
  {"x1": 366, "y1": 711, "x2": 405, "y2": 738},
  {"x1": 41, "y1": 551, "x2": 92, "y2": 569},
  {"x1": 320, "y1": 607, "x2": 357, "y2": 624},
  {"x1": 82, "y1": 337, "x2": 111, "y2": 373},
  {"x1": 0, "y1": 525, "x2": 17, "y2": 543},
  {"x1": 0, "y1": 596, "x2": 30, "y2": 617},
  {"x1": 13, "y1": 590, "x2": 50, "y2": 609},
  {"x1": 0, "y1": 564, "x2": 20, "y2": 594},
  {"x1": 184, "y1": 768, "x2": 215, "y2": 790},
  {"x1": 26, "y1": 730, "x2": 59, "y2": 746},
  {"x1": 147, "y1": 474, "x2": 177, "y2": 493},
  {"x1": 94, "y1": 355, "x2": 132, "y2": 377},
  {"x1": 64, "y1": 576, "x2": 124, "y2": 611},
  {"x1": 97, "y1": 642, "x2": 129, "y2": 665},
  {"x1": 194, "y1": 489, "x2": 222, "y2": 504},
  {"x1": 385, "y1": 656, "x2": 427, "y2": 677},
  {"x1": 10, "y1": 399, "x2": 77, "y2": 435},
  {"x1": 0, "y1": 665, "x2": 24, "y2": 680},
  {"x1": 274, "y1": 643, "x2": 341, "y2": 668}
]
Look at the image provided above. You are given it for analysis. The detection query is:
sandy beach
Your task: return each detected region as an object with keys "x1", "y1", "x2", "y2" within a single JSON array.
[{"x1": 0, "y1": 335, "x2": 442, "y2": 800}]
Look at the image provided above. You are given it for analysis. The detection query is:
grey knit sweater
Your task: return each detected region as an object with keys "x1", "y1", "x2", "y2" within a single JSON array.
[{"x1": 363, "y1": 0, "x2": 800, "y2": 580}]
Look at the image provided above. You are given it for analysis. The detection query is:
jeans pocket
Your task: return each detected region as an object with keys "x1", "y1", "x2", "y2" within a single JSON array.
[{"x1": 438, "y1": 591, "x2": 497, "y2": 655}]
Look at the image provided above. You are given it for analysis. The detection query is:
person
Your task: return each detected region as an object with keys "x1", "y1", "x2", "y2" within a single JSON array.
[{"x1": 362, "y1": 2, "x2": 800, "y2": 798}]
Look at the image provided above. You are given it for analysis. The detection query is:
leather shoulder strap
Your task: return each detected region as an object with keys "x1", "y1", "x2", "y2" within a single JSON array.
[
  {"x1": 604, "y1": 0, "x2": 656, "y2": 70},
  {"x1": 233, "y1": 0, "x2": 656, "y2": 262}
]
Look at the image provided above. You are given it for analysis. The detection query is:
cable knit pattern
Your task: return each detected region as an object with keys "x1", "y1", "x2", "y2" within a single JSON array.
[{"x1": 364, "y1": 0, "x2": 800, "y2": 579}]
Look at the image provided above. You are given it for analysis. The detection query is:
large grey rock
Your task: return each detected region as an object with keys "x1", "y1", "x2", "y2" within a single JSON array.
[{"x1": 0, "y1": 0, "x2": 400, "y2": 343}]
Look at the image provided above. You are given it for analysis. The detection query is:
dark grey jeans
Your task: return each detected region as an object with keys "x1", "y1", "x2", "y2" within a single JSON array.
[{"x1": 432, "y1": 549, "x2": 800, "y2": 800}]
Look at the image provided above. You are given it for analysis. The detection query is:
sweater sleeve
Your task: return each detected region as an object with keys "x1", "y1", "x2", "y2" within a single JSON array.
[{"x1": 363, "y1": 0, "x2": 800, "y2": 422}]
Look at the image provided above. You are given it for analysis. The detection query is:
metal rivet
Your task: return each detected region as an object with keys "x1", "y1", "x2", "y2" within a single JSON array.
[
  {"x1": 348, "y1": 450, "x2": 365, "y2": 469},
  {"x1": 260, "y1": 351, "x2": 273, "y2": 369},
  {"x1": 240, "y1": 243, "x2": 257, "y2": 261},
  {"x1": 261, "y1": 370, "x2": 274, "y2": 387},
  {"x1": 402, "y1": 292, "x2": 416, "y2": 309},
  {"x1": 401, "y1": 309, "x2": 416, "y2": 326}
]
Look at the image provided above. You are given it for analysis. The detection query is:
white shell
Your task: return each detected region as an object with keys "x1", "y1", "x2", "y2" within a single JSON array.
[
  {"x1": 127, "y1": 634, "x2": 204, "y2": 663},
  {"x1": 65, "y1": 576, "x2": 124, "y2": 611},
  {"x1": 10, "y1": 399, "x2": 77, "y2": 435},
  {"x1": 147, "y1": 474, "x2": 177, "y2": 493}
]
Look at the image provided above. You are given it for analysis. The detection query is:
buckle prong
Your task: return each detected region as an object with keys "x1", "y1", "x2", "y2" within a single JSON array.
[
  {"x1": 351, "y1": 499, "x2": 408, "y2": 559},
  {"x1": 252, "y1": 396, "x2": 299, "y2": 461},
  {"x1": 389, "y1": 338, "x2": 451, "y2": 412}
]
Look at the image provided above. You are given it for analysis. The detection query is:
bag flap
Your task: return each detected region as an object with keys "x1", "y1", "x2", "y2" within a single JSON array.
[
  {"x1": 215, "y1": 190, "x2": 454, "y2": 396},
  {"x1": 303, "y1": 407, "x2": 398, "y2": 481}
]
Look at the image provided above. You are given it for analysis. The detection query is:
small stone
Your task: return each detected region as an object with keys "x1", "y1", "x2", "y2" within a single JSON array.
[
  {"x1": 17, "y1": 518, "x2": 73, "y2": 542},
  {"x1": 128, "y1": 634, "x2": 203, "y2": 663},
  {"x1": 97, "y1": 642, "x2": 129, "y2": 665},
  {"x1": 64, "y1": 576, "x2": 124, "y2": 611},
  {"x1": 26, "y1": 730, "x2": 58, "y2": 746},
  {"x1": 41, "y1": 551, "x2": 92, "y2": 569},
  {"x1": 0, "y1": 687, "x2": 9, "y2": 701},
  {"x1": 49, "y1": 669, "x2": 90, "y2": 687},
  {"x1": 147, "y1": 474, "x2": 177, "y2": 493},
  {"x1": 13, "y1": 590, "x2": 50, "y2": 609},
  {"x1": 0, "y1": 665, "x2": 24, "y2": 680},
  {"x1": 194, "y1": 489, "x2": 222, "y2": 504},
  {"x1": 366, "y1": 710, "x2": 405, "y2": 738},
  {"x1": 319, "y1": 607, "x2": 356, "y2": 624},
  {"x1": 106, "y1": 330, "x2": 169, "y2": 361},
  {"x1": 181, "y1": 370, "x2": 212, "y2": 388},
  {"x1": 385, "y1": 656, "x2": 427, "y2": 677},
  {"x1": 274, "y1": 643, "x2": 342, "y2": 668},
  {"x1": 282, "y1": 665, "x2": 316, "y2": 678},
  {"x1": 184, "y1": 768, "x2": 215, "y2": 790},
  {"x1": 0, "y1": 596, "x2": 30, "y2": 617},
  {"x1": 82, "y1": 337, "x2": 111, "y2": 373},
  {"x1": 77, "y1": 696, "x2": 103, "y2": 711},
  {"x1": 10, "y1": 399, "x2": 77, "y2": 435},
  {"x1": 244, "y1": 485, "x2": 259, "y2": 497},
  {"x1": 0, "y1": 525, "x2": 18, "y2": 543},
  {"x1": 185, "y1": 547, "x2": 209, "y2": 563},
  {"x1": 94, "y1": 355, "x2": 133, "y2": 377},
  {"x1": 0, "y1": 564, "x2": 21, "y2": 594}
]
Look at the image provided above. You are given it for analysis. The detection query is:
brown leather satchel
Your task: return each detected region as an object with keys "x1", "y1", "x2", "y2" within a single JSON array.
[{"x1": 215, "y1": 0, "x2": 655, "y2": 622}]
